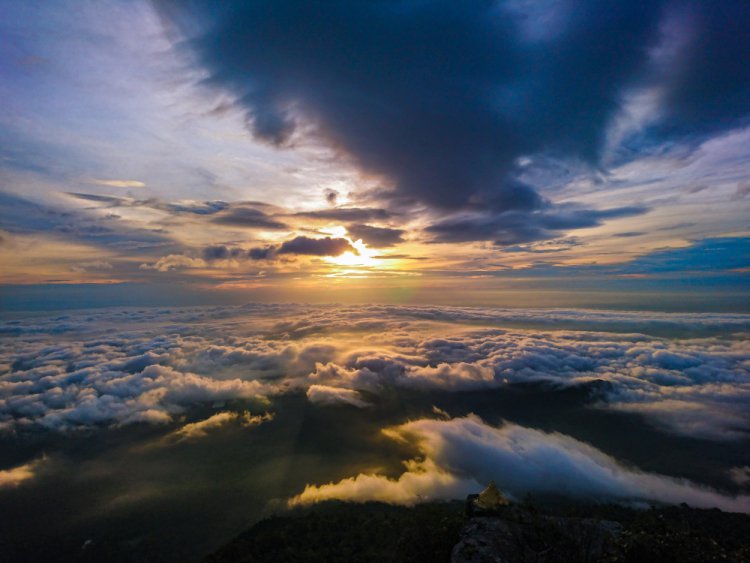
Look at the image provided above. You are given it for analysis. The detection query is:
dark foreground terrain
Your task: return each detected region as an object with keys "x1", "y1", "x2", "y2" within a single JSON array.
[{"x1": 205, "y1": 499, "x2": 750, "y2": 563}]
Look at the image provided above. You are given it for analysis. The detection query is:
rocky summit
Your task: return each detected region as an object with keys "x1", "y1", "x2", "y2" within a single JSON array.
[{"x1": 204, "y1": 497, "x2": 750, "y2": 562}]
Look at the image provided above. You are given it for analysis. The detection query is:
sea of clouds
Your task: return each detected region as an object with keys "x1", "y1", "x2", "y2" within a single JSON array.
[{"x1": 1, "y1": 303, "x2": 749, "y2": 509}]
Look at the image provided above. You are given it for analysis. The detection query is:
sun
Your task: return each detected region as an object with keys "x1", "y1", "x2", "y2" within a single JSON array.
[
  {"x1": 322, "y1": 226, "x2": 380, "y2": 267},
  {"x1": 326, "y1": 238, "x2": 379, "y2": 267}
]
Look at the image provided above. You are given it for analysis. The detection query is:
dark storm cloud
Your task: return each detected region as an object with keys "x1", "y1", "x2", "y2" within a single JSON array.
[
  {"x1": 346, "y1": 224, "x2": 404, "y2": 247},
  {"x1": 157, "y1": 0, "x2": 750, "y2": 242}
]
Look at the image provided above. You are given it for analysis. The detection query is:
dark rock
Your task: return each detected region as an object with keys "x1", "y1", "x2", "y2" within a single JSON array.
[{"x1": 451, "y1": 505, "x2": 622, "y2": 563}]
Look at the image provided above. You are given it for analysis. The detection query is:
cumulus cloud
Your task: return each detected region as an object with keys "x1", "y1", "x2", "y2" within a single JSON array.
[
  {"x1": 291, "y1": 415, "x2": 750, "y2": 512},
  {"x1": 306, "y1": 385, "x2": 370, "y2": 408}
]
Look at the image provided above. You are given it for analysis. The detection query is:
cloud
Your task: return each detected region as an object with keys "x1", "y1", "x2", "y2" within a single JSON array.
[
  {"x1": 171, "y1": 411, "x2": 238, "y2": 440},
  {"x1": 0, "y1": 458, "x2": 46, "y2": 488},
  {"x1": 431, "y1": 405, "x2": 451, "y2": 420},
  {"x1": 163, "y1": 200, "x2": 231, "y2": 215},
  {"x1": 729, "y1": 466, "x2": 750, "y2": 487},
  {"x1": 290, "y1": 457, "x2": 477, "y2": 507},
  {"x1": 168, "y1": 410, "x2": 274, "y2": 441},
  {"x1": 290, "y1": 415, "x2": 750, "y2": 512},
  {"x1": 67, "y1": 193, "x2": 291, "y2": 233},
  {"x1": 201, "y1": 245, "x2": 247, "y2": 261},
  {"x1": 502, "y1": 237, "x2": 582, "y2": 254},
  {"x1": 157, "y1": 1, "x2": 750, "y2": 243},
  {"x1": 1, "y1": 303, "x2": 748, "y2": 441},
  {"x1": 0, "y1": 348, "x2": 267, "y2": 431},
  {"x1": 278, "y1": 236, "x2": 355, "y2": 256},
  {"x1": 346, "y1": 224, "x2": 404, "y2": 248},
  {"x1": 68, "y1": 192, "x2": 234, "y2": 217},
  {"x1": 197, "y1": 236, "x2": 357, "y2": 264},
  {"x1": 306, "y1": 385, "x2": 370, "y2": 408},
  {"x1": 324, "y1": 189, "x2": 338, "y2": 205},
  {"x1": 310, "y1": 332, "x2": 750, "y2": 440},
  {"x1": 140, "y1": 255, "x2": 206, "y2": 272},
  {"x1": 70, "y1": 261, "x2": 114, "y2": 273},
  {"x1": 89, "y1": 179, "x2": 145, "y2": 188},
  {"x1": 0, "y1": 192, "x2": 177, "y2": 253},
  {"x1": 426, "y1": 205, "x2": 648, "y2": 245},
  {"x1": 67, "y1": 192, "x2": 130, "y2": 206},
  {"x1": 209, "y1": 205, "x2": 289, "y2": 230},
  {"x1": 294, "y1": 207, "x2": 392, "y2": 223}
]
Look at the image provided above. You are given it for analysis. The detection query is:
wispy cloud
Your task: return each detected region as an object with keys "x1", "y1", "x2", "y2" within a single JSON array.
[
  {"x1": 89, "y1": 179, "x2": 146, "y2": 188},
  {"x1": 0, "y1": 457, "x2": 47, "y2": 488},
  {"x1": 166, "y1": 410, "x2": 274, "y2": 442}
]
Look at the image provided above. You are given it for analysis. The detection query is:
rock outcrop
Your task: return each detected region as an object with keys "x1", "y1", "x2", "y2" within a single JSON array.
[
  {"x1": 471, "y1": 481, "x2": 510, "y2": 514},
  {"x1": 453, "y1": 485, "x2": 623, "y2": 563}
]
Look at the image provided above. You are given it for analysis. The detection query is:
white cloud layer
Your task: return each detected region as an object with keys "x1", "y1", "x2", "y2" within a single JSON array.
[{"x1": 1, "y1": 303, "x2": 748, "y2": 440}]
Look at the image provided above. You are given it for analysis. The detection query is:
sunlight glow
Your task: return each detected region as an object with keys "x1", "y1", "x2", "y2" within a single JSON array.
[
  {"x1": 327, "y1": 239, "x2": 379, "y2": 267},
  {"x1": 322, "y1": 225, "x2": 380, "y2": 268}
]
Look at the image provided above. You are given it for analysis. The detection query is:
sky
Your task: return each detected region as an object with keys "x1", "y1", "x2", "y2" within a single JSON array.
[{"x1": 0, "y1": 0, "x2": 749, "y2": 311}]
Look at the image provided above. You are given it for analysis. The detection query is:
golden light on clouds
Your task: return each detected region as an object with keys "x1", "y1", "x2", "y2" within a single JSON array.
[
  {"x1": 89, "y1": 179, "x2": 146, "y2": 188},
  {"x1": 323, "y1": 226, "x2": 381, "y2": 269}
]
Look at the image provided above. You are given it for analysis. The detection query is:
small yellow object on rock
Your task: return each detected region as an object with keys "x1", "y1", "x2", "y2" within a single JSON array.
[{"x1": 473, "y1": 480, "x2": 509, "y2": 511}]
